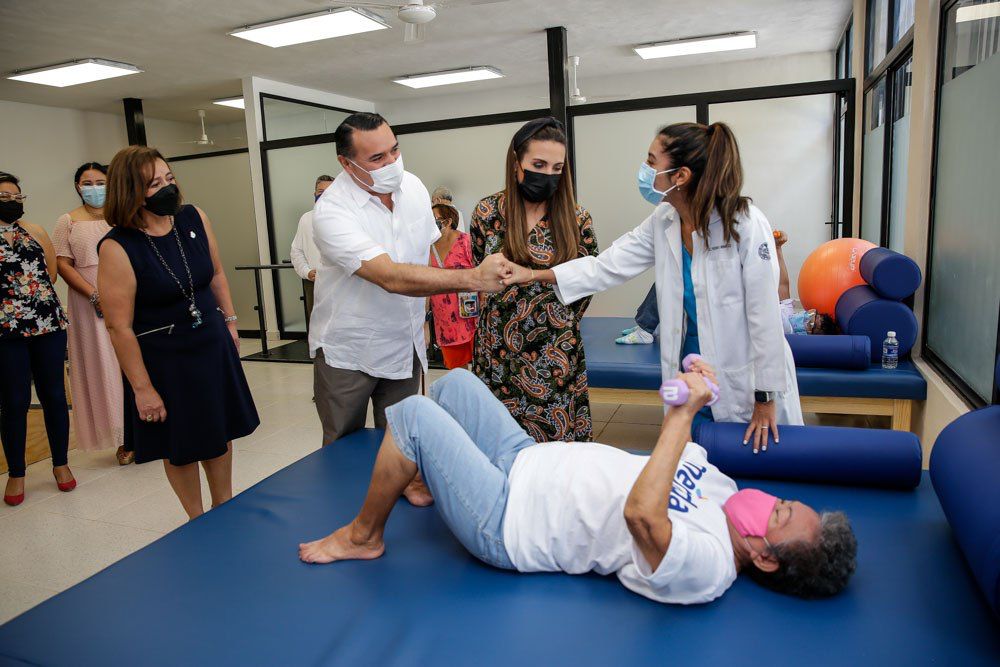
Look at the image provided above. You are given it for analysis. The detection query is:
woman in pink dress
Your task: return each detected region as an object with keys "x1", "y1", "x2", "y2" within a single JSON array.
[
  {"x1": 428, "y1": 203, "x2": 478, "y2": 369},
  {"x1": 52, "y1": 162, "x2": 130, "y2": 464}
]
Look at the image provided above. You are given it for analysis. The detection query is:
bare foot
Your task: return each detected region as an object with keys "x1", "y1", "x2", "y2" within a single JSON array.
[
  {"x1": 402, "y1": 473, "x2": 434, "y2": 507},
  {"x1": 299, "y1": 522, "x2": 385, "y2": 564}
]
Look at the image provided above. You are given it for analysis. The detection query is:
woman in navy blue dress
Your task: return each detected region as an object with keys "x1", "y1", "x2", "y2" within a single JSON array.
[{"x1": 98, "y1": 147, "x2": 258, "y2": 519}]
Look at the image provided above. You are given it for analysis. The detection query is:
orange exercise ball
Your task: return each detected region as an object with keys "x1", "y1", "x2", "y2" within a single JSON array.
[{"x1": 797, "y1": 238, "x2": 877, "y2": 317}]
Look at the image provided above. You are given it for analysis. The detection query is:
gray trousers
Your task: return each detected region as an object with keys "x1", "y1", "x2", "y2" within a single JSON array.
[{"x1": 313, "y1": 349, "x2": 421, "y2": 445}]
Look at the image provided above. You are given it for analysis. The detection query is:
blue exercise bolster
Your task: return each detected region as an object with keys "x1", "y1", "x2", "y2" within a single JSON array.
[
  {"x1": 930, "y1": 405, "x2": 1000, "y2": 618},
  {"x1": 694, "y1": 421, "x2": 922, "y2": 489},
  {"x1": 860, "y1": 247, "x2": 923, "y2": 301},
  {"x1": 785, "y1": 333, "x2": 871, "y2": 370},
  {"x1": 836, "y1": 285, "x2": 918, "y2": 362}
]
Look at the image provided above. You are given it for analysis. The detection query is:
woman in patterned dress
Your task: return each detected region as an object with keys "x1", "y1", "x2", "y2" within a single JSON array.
[
  {"x1": 471, "y1": 117, "x2": 599, "y2": 443},
  {"x1": 53, "y1": 162, "x2": 131, "y2": 465},
  {"x1": 0, "y1": 172, "x2": 76, "y2": 506}
]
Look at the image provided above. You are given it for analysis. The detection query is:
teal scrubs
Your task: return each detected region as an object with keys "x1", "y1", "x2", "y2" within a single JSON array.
[{"x1": 680, "y1": 245, "x2": 714, "y2": 430}]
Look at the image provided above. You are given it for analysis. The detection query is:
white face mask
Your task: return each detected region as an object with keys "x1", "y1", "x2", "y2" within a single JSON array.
[{"x1": 349, "y1": 155, "x2": 405, "y2": 194}]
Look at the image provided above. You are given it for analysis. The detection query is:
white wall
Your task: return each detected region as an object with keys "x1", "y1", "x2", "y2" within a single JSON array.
[
  {"x1": 385, "y1": 52, "x2": 835, "y2": 317},
  {"x1": 377, "y1": 52, "x2": 834, "y2": 125}
]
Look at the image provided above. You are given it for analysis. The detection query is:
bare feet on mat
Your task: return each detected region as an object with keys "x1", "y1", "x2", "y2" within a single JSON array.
[
  {"x1": 402, "y1": 473, "x2": 434, "y2": 507},
  {"x1": 299, "y1": 523, "x2": 385, "y2": 564}
]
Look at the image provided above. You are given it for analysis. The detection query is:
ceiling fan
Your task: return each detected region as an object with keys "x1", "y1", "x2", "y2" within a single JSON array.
[
  {"x1": 532, "y1": 56, "x2": 637, "y2": 106},
  {"x1": 315, "y1": 0, "x2": 509, "y2": 44},
  {"x1": 177, "y1": 110, "x2": 245, "y2": 147}
]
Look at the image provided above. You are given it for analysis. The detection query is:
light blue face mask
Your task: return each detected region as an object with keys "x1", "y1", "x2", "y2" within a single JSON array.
[
  {"x1": 80, "y1": 185, "x2": 106, "y2": 208},
  {"x1": 789, "y1": 309, "x2": 817, "y2": 335},
  {"x1": 637, "y1": 164, "x2": 679, "y2": 205}
]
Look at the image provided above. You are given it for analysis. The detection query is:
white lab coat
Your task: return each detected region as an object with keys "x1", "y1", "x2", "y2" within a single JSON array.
[{"x1": 551, "y1": 202, "x2": 803, "y2": 425}]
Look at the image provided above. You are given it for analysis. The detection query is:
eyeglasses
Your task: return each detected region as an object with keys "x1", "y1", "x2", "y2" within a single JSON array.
[{"x1": 0, "y1": 193, "x2": 27, "y2": 203}]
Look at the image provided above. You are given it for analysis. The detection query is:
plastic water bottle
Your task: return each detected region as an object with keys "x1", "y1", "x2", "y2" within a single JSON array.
[{"x1": 882, "y1": 331, "x2": 899, "y2": 370}]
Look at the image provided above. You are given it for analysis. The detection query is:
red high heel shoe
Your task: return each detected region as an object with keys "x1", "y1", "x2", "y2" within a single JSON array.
[
  {"x1": 53, "y1": 470, "x2": 77, "y2": 493},
  {"x1": 3, "y1": 492, "x2": 24, "y2": 507}
]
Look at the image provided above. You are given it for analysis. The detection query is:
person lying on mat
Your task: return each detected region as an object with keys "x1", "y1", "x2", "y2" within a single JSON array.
[
  {"x1": 299, "y1": 368, "x2": 857, "y2": 604},
  {"x1": 774, "y1": 230, "x2": 840, "y2": 336}
]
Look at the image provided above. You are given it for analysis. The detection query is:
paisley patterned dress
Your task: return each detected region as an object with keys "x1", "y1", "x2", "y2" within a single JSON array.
[{"x1": 471, "y1": 192, "x2": 599, "y2": 443}]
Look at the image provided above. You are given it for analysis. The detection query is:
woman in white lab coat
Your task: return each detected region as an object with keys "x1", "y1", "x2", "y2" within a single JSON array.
[{"x1": 504, "y1": 122, "x2": 802, "y2": 452}]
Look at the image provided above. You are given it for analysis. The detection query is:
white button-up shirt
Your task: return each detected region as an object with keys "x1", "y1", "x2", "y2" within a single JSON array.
[
  {"x1": 289, "y1": 210, "x2": 321, "y2": 280},
  {"x1": 309, "y1": 169, "x2": 440, "y2": 379}
]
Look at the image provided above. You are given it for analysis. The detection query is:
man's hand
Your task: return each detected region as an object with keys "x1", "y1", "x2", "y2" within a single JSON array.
[
  {"x1": 474, "y1": 253, "x2": 514, "y2": 293},
  {"x1": 307, "y1": 269, "x2": 317, "y2": 281}
]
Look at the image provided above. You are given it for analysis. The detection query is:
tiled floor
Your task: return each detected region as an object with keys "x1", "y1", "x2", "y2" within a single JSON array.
[{"x1": 0, "y1": 338, "x2": 883, "y2": 624}]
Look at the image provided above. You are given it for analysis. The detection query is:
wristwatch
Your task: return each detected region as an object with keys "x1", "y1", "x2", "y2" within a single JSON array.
[{"x1": 754, "y1": 391, "x2": 775, "y2": 404}]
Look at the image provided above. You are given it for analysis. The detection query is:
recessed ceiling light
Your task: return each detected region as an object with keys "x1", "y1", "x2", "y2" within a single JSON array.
[
  {"x1": 633, "y1": 32, "x2": 757, "y2": 60},
  {"x1": 213, "y1": 96, "x2": 245, "y2": 109},
  {"x1": 956, "y1": 2, "x2": 1000, "y2": 22},
  {"x1": 229, "y1": 8, "x2": 389, "y2": 48},
  {"x1": 6, "y1": 59, "x2": 142, "y2": 88},
  {"x1": 393, "y1": 66, "x2": 504, "y2": 89}
]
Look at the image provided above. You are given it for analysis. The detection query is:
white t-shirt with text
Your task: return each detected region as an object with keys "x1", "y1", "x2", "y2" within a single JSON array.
[{"x1": 502, "y1": 441, "x2": 738, "y2": 604}]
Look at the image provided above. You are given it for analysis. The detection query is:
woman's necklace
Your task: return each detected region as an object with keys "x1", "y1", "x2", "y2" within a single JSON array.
[{"x1": 142, "y1": 216, "x2": 203, "y2": 328}]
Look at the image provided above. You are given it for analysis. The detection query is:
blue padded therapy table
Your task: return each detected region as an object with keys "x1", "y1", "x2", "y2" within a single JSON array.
[
  {"x1": 1, "y1": 429, "x2": 997, "y2": 666},
  {"x1": 582, "y1": 317, "x2": 927, "y2": 430}
]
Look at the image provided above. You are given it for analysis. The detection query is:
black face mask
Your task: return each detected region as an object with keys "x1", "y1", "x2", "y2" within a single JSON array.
[
  {"x1": 144, "y1": 184, "x2": 181, "y2": 217},
  {"x1": 517, "y1": 169, "x2": 561, "y2": 203},
  {"x1": 0, "y1": 201, "x2": 24, "y2": 224}
]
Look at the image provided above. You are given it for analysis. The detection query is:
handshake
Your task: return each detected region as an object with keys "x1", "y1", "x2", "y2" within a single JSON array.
[{"x1": 473, "y1": 254, "x2": 535, "y2": 293}]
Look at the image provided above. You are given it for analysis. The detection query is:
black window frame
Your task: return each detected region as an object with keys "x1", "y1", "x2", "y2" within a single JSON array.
[
  {"x1": 860, "y1": 0, "x2": 915, "y2": 249},
  {"x1": 922, "y1": 0, "x2": 1000, "y2": 408}
]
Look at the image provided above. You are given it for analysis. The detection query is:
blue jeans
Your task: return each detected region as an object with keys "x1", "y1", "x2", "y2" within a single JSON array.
[
  {"x1": 635, "y1": 284, "x2": 659, "y2": 334},
  {"x1": 384, "y1": 369, "x2": 533, "y2": 570}
]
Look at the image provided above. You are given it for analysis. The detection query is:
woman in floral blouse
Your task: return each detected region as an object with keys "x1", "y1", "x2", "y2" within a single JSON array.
[
  {"x1": 0, "y1": 172, "x2": 75, "y2": 506},
  {"x1": 471, "y1": 118, "x2": 599, "y2": 443}
]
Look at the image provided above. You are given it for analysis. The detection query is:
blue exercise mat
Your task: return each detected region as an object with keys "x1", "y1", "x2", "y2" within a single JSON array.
[{"x1": 0, "y1": 429, "x2": 997, "y2": 666}]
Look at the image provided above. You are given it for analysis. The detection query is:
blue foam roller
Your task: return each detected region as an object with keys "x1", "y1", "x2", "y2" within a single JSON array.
[
  {"x1": 693, "y1": 421, "x2": 922, "y2": 489},
  {"x1": 785, "y1": 333, "x2": 871, "y2": 370},
  {"x1": 835, "y1": 285, "x2": 918, "y2": 362},
  {"x1": 930, "y1": 406, "x2": 1000, "y2": 617},
  {"x1": 860, "y1": 247, "x2": 923, "y2": 300}
]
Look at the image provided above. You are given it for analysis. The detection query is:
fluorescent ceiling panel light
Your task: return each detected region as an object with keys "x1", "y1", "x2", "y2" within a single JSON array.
[
  {"x1": 633, "y1": 32, "x2": 757, "y2": 60},
  {"x1": 7, "y1": 59, "x2": 141, "y2": 87},
  {"x1": 956, "y1": 2, "x2": 1000, "y2": 22},
  {"x1": 229, "y1": 8, "x2": 389, "y2": 48},
  {"x1": 213, "y1": 96, "x2": 245, "y2": 109},
  {"x1": 393, "y1": 66, "x2": 504, "y2": 89}
]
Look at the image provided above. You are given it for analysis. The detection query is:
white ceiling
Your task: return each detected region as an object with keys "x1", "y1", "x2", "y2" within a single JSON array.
[{"x1": 0, "y1": 0, "x2": 851, "y2": 124}]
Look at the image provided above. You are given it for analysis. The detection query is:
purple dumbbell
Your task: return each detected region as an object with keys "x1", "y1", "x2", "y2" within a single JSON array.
[{"x1": 659, "y1": 353, "x2": 719, "y2": 407}]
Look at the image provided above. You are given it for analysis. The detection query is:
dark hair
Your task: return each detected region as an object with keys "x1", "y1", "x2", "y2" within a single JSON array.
[
  {"x1": 334, "y1": 112, "x2": 389, "y2": 158},
  {"x1": 747, "y1": 511, "x2": 857, "y2": 598},
  {"x1": 657, "y1": 122, "x2": 751, "y2": 247},
  {"x1": 315, "y1": 174, "x2": 334, "y2": 188},
  {"x1": 74, "y1": 162, "x2": 108, "y2": 203},
  {"x1": 0, "y1": 172, "x2": 20, "y2": 192},
  {"x1": 815, "y1": 313, "x2": 841, "y2": 335},
  {"x1": 106, "y1": 146, "x2": 181, "y2": 230},
  {"x1": 432, "y1": 204, "x2": 459, "y2": 230},
  {"x1": 502, "y1": 119, "x2": 581, "y2": 267}
]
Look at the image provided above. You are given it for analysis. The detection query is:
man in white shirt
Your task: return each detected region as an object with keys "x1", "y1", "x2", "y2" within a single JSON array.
[
  {"x1": 290, "y1": 174, "x2": 334, "y2": 325},
  {"x1": 300, "y1": 366, "x2": 858, "y2": 604},
  {"x1": 309, "y1": 113, "x2": 512, "y2": 487}
]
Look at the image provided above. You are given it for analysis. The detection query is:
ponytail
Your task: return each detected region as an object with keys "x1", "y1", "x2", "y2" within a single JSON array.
[{"x1": 656, "y1": 121, "x2": 751, "y2": 246}]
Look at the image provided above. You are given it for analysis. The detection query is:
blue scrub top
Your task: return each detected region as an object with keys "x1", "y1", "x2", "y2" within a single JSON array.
[{"x1": 681, "y1": 245, "x2": 713, "y2": 429}]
